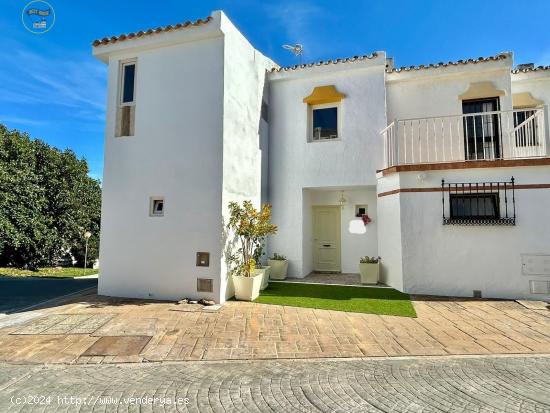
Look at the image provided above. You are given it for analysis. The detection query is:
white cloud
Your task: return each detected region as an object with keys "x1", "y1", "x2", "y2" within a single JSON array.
[{"x1": 0, "y1": 115, "x2": 47, "y2": 126}]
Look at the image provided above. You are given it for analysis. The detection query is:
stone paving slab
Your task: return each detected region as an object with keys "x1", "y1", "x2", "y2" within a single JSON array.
[
  {"x1": 11, "y1": 313, "x2": 115, "y2": 335},
  {"x1": 1, "y1": 355, "x2": 550, "y2": 412},
  {"x1": 0, "y1": 294, "x2": 550, "y2": 364},
  {"x1": 82, "y1": 335, "x2": 152, "y2": 356}
]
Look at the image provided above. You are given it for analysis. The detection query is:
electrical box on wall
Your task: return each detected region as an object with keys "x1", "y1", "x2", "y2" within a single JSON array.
[
  {"x1": 521, "y1": 254, "x2": 550, "y2": 276},
  {"x1": 196, "y1": 252, "x2": 210, "y2": 267}
]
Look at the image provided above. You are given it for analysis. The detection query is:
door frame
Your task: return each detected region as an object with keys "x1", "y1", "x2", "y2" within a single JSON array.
[
  {"x1": 461, "y1": 97, "x2": 502, "y2": 160},
  {"x1": 312, "y1": 205, "x2": 342, "y2": 272}
]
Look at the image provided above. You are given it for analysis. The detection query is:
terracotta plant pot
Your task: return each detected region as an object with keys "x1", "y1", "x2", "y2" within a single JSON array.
[
  {"x1": 359, "y1": 262, "x2": 379, "y2": 284},
  {"x1": 255, "y1": 266, "x2": 271, "y2": 290},
  {"x1": 267, "y1": 259, "x2": 288, "y2": 280},
  {"x1": 233, "y1": 272, "x2": 263, "y2": 301}
]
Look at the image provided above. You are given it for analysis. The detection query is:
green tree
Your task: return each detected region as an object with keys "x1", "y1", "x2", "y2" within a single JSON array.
[{"x1": 0, "y1": 124, "x2": 101, "y2": 269}]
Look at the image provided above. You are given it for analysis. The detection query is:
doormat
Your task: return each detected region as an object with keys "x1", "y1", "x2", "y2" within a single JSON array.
[{"x1": 11, "y1": 313, "x2": 115, "y2": 335}]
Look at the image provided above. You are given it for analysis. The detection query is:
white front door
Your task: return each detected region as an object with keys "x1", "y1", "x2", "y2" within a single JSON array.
[{"x1": 313, "y1": 206, "x2": 341, "y2": 272}]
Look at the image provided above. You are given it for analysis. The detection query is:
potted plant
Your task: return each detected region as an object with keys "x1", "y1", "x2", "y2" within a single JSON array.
[
  {"x1": 267, "y1": 253, "x2": 289, "y2": 280},
  {"x1": 227, "y1": 201, "x2": 277, "y2": 301},
  {"x1": 253, "y1": 241, "x2": 271, "y2": 290},
  {"x1": 359, "y1": 256, "x2": 380, "y2": 284}
]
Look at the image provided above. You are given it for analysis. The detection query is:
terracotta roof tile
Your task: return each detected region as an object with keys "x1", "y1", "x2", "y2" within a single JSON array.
[
  {"x1": 92, "y1": 16, "x2": 213, "y2": 47},
  {"x1": 511, "y1": 65, "x2": 550, "y2": 74},
  {"x1": 269, "y1": 53, "x2": 379, "y2": 73},
  {"x1": 387, "y1": 53, "x2": 510, "y2": 73}
]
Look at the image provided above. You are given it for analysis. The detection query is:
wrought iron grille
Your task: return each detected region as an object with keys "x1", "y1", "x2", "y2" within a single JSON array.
[{"x1": 441, "y1": 178, "x2": 515, "y2": 225}]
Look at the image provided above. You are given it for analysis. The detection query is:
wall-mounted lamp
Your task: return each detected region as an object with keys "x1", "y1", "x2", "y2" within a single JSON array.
[{"x1": 338, "y1": 191, "x2": 347, "y2": 209}]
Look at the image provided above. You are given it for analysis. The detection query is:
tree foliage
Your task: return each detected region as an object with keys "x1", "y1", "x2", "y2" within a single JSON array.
[{"x1": 0, "y1": 124, "x2": 101, "y2": 269}]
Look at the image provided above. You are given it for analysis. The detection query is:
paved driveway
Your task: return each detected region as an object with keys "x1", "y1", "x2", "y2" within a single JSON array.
[
  {"x1": 0, "y1": 277, "x2": 97, "y2": 314},
  {"x1": 1, "y1": 355, "x2": 549, "y2": 412},
  {"x1": 0, "y1": 294, "x2": 549, "y2": 364}
]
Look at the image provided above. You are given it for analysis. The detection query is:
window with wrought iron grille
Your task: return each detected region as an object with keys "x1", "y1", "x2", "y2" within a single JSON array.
[{"x1": 442, "y1": 178, "x2": 515, "y2": 225}]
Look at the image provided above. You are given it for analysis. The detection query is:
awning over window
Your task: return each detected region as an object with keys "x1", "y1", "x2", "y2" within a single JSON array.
[
  {"x1": 458, "y1": 81, "x2": 505, "y2": 100},
  {"x1": 512, "y1": 92, "x2": 544, "y2": 109},
  {"x1": 303, "y1": 85, "x2": 346, "y2": 105}
]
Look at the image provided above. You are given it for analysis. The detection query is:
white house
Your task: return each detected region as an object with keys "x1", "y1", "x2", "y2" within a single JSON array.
[{"x1": 93, "y1": 10, "x2": 550, "y2": 303}]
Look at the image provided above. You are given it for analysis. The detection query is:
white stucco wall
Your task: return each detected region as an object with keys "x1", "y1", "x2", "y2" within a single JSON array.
[
  {"x1": 267, "y1": 56, "x2": 387, "y2": 276},
  {"x1": 386, "y1": 56, "x2": 514, "y2": 122},
  {"x1": 97, "y1": 11, "x2": 274, "y2": 303},
  {"x1": 376, "y1": 172, "x2": 404, "y2": 290},
  {"x1": 98, "y1": 30, "x2": 225, "y2": 301},
  {"x1": 219, "y1": 13, "x2": 275, "y2": 301},
  {"x1": 378, "y1": 166, "x2": 550, "y2": 300}
]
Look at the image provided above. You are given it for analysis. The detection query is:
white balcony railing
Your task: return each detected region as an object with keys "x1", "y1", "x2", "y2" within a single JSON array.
[{"x1": 381, "y1": 107, "x2": 548, "y2": 168}]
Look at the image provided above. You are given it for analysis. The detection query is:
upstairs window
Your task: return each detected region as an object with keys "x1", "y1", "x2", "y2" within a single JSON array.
[
  {"x1": 116, "y1": 59, "x2": 137, "y2": 137},
  {"x1": 120, "y1": 62, "x2": 136, "y2": 105},
  {"x1": 513, "y1": 109, "x2": 539, "y2": 147},
  {"x1": 312, "y1": 106, "x2": 338, "y2": 141}
]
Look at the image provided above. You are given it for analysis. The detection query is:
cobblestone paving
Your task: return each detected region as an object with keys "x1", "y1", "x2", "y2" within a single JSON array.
[{"x1": 1, "y1": 356, "x2": 550, "y2": 412}]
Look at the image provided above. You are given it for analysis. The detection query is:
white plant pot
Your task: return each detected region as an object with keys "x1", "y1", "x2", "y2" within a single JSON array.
[
  {"x1": 359, "y1": 262, "x2": 379, "y2": 284},
  {"x1": 233, "y1": 272, "x2": 263, "y2": 301},
  {"x1": 267, "y1": 259, "x2": 288, "y2": 280},
  {"x1": 255, "y1": 266, "x2": 271, "y2": 290}
]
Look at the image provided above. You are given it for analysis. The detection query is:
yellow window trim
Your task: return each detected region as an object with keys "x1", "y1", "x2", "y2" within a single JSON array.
[
  {"x1": 458, "y1": 81, "x2": 505, "y2": 100},
  {"x1": 303, "y1": 85, "x2": 346, "y2": 105},
  {"x1": 512, "y1": 92, "x2": 544, "y2": 109}
]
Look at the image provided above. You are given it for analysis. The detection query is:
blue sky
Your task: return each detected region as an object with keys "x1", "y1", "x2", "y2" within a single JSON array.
[{"x1": 1, "y1": 0, "x2": 550, "y2": 180}]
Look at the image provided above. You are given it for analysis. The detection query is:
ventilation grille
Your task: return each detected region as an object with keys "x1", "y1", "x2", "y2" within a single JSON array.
[
  {"x1": 197, "y1": 278, "x2": 213, "y2": 293},
  {"x1": 529, "y1": 280, "x2": 550, "y2": 294}
]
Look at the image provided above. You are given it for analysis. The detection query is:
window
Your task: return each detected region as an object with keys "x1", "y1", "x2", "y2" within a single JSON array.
[
  {"x1": 311, "y1": 106, "x2": 338, "y2": 141},
  {"x1": 514, "y1": 109, "x2": 538, "y2": 146},
  {"x1": 442, "y1": 179, "x2": 515, "y2": 226},
  {"x1": 116, "y1": 60, "x2": 136, "y2": 137},
  {"x1": 120, "y1": 62, "x2": 136, "y2": 105},
  {"x1": 450, "y1": 194, "x2": 499, "y2": 220},
  {"x1": 149, "y1": 197, "x2": 164, "y2": 217},
  {"x1": 462, "y1": 98, "x2": 501, "y2": 160}
]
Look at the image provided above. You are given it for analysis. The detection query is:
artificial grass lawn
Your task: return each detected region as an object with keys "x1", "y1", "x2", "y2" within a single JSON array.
[
  {"x1": 0, "y1": 267, "x2": 98, "y2": 278},
  {"x1": 255, "y1": 282, "x2": 417, "y2": 317}
]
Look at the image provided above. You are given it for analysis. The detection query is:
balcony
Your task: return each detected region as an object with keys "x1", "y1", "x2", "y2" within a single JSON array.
[{"x1": 381, "y1": 107, "x2": 548, "y2": 168}]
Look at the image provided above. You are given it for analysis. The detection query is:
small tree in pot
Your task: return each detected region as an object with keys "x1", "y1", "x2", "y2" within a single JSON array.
[
  {"x1": 359, "y1": 256, "x2": 381, "y2": 284},
  {"x1": 227, "y1": 201, "x2": 277, "y2": 301}
]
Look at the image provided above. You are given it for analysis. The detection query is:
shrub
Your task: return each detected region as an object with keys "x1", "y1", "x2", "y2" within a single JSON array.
[
  {"x1": 360, "y1": 256, "x2": 381, "y2": 264},
  {"x1": 226, "y1": 201, "x2": 277, "y2": 277}
]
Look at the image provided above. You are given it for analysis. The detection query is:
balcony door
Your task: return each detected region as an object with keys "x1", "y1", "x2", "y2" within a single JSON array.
[{"x1": 462, "y1": 98, "x2": 501, "y2": 160}]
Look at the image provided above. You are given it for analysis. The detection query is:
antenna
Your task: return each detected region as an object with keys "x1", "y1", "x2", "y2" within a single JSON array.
[{"x1": 282, "y1": 44, "x2": 303, "y2": 64}]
